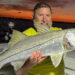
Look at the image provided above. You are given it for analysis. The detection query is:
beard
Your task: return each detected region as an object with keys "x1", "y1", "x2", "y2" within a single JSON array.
[{"x1": 34, "y1": 20, "x2": 52, "y2": 33}]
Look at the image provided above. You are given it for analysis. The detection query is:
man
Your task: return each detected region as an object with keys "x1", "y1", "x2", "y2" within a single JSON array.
[{"x1": 16, "y1": 2, "x2": 64, "y2": 75}]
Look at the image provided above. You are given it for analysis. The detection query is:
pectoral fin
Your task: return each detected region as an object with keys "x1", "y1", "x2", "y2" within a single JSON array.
[{"x1": 50, "y1": 53, "x2": 63, "y2": 67}]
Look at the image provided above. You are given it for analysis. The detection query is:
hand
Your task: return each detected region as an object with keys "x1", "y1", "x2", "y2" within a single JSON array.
[
  {"x1": 16, "y1": 50, "x2": 47, "y2": 75},
  {"x1": 29, "y1": 50, "x2": 47, "y2": 66}
]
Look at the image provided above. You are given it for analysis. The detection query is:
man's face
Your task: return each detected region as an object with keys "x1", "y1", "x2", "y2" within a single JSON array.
[{"x1": 34, "y1": 7, "x2": 52, "y2": 28}]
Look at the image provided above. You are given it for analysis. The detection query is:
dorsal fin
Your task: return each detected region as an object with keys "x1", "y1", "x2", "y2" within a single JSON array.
[{"x1": 8, "y1": 29, "x2": 27, "y2": 48}]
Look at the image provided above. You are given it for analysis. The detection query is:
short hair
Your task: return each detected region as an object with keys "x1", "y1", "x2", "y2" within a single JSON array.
[{"x1": 33, "y1": 2, "x2": 52, "y2": 19}]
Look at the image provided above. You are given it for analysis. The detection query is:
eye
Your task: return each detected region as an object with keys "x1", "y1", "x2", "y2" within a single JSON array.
[
  {"x1": 39, "y1": 14, "x2": 43, "y2": 16},
  {"x1": 46, "y1": 15, "x2": 51, "y2": 17}
]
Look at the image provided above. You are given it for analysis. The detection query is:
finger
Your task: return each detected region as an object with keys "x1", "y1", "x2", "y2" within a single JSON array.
[
  {"x1": 37, "y1": 52, "x2": 43, "y2": 60},
  {"x1": 32, "y1": 51, "x2": 42, "y2": 63},
  {"x1": 30, "y1": 52, "x2": 36, "y2": 59},
  {"x1": 36, "y1": 50, "x2": 43, "y2": 56},
  {"x1": 31, "y1": 50, "x2": 41, "y2": 57},
  {"x1": 38, "y1": 56, "x2": 48, "y2": 63},
  {"x1": 30, "y1": 51, "x2": 39, "y2": 62},
  {"x1": 36, "y1": 51, "x2": 43, "y2": 62},
  {"x1": 30, "y1": 51, "x2": 43, "y2": 63}
]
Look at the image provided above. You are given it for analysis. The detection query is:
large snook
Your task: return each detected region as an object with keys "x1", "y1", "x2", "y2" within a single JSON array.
[{"x1": 0, "y1": 29, "x2": 75, "y2": 70}]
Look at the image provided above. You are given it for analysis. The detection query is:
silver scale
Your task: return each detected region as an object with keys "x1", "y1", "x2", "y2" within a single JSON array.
[{"x1": 0, "y1": 43, "x2": 75, "y2": 75}]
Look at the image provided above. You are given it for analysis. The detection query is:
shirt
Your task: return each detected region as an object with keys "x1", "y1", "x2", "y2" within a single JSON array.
[{"x1": 22, "y1": 27, "x2": 64, "y2": 75}]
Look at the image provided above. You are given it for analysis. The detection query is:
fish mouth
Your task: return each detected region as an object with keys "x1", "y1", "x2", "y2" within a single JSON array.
[{"x1": 64, "y1": 31, "x2": 75, "y2": 52}]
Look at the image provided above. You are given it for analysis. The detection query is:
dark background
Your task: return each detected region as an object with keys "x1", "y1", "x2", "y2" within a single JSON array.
[{"x1": 0, "y1": 17, "x2": 75, "y2": 43}]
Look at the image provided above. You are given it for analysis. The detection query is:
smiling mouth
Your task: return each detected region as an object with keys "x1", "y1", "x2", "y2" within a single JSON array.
[{"x1": 41, "y1": 22, "x2": 49, "y2": 26}]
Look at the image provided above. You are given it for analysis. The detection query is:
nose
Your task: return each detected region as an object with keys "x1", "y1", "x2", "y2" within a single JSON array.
[{"x1": 43, "y1": 16, "x2": 47, "y2": 22}]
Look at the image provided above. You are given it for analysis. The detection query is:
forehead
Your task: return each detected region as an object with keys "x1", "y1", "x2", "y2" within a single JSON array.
[{"x1": 36, "y1": 7, "x2": 51, "y2": 14}]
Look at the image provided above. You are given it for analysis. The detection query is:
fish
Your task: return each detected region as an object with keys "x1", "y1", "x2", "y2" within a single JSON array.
[{"x1": 0, "y1": 28, "x2": 75, "y2": 71}]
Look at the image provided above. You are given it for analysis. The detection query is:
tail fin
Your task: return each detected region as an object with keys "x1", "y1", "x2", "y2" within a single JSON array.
[{"x1": 0, "y1": 43, "x2": 8, "y2": 54}]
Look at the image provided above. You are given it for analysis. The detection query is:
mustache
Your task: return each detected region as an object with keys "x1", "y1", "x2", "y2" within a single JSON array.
[{"x1": 41, "y1": 22, "x2": 48, "y2": 25}]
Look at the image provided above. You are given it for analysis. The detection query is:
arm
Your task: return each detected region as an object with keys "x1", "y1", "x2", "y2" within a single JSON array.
[{"x1": 16, "y1": 50, "x2": 47, "y2": 75}]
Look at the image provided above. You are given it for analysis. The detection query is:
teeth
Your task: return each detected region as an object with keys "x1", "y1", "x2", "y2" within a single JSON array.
[{"x1": 41, "y1": 23, "x2": 48, "y2": 25}]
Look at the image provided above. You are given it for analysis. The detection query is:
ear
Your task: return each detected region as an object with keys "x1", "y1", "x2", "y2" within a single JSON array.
[{"x1": 32, "y1": 14, "x2": 35, "y2": 20}]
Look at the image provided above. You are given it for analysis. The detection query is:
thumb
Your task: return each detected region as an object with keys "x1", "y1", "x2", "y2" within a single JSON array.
[{"x1": 39, "y1": 56, "x2": 48, "y2": 62}]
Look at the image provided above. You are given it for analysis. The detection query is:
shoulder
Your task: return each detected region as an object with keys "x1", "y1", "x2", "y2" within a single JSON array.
[
  {"x1": 23, "y1": 27, "x2": 38, "y2": 36},
  {"x1": 22, "y1": 27, "x2": 62, "y2": 36},
  {"x1": 50, "y1": 27, "x2": 62, "y2": 31}
]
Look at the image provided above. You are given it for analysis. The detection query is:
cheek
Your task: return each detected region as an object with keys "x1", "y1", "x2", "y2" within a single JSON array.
[
  {"x1": 35, "y1": 16, "x2": 42, "y2": 22},
  {"x1": 48, "y1": 18, "x2": 52, "y2": 24},
  {"x1": 48, "y1": 20, "x2": 52, "y2": 26},
  {"x1": 35, "y1": 18, "x2": 40, "y2": 22},
  {"x1": 48, "y1": 20, "x2": 51, "y2": 24}
]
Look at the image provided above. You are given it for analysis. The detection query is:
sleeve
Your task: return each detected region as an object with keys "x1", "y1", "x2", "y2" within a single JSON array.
[
  {"x1": 23, "y1": 27, "x2": 38, "y2": 36},
  {"x1": 50, "y1": 27, "x2": 62, "y2": 31}
]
